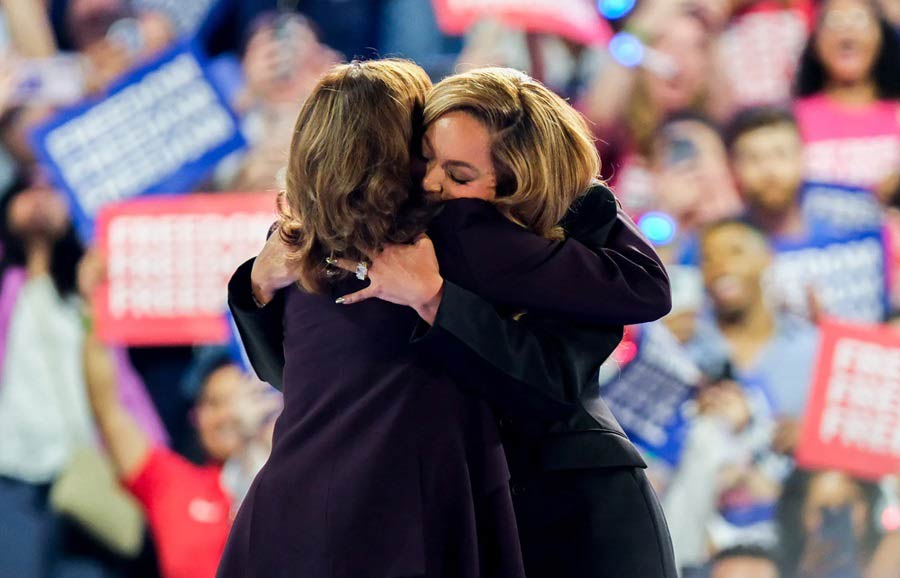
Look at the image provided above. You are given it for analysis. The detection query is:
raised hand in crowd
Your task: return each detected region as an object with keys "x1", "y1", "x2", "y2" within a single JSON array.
[
  {"x1": 796, "y1": 471, "x2": 877, "y2": 578},
  {"x1": 240, "y1": 14, "x2": 339, "y2": 110},
  {"x1": 455, "y1": 20, "x2": 527, "y2": 73},
  {"x1": 231, "y1": 376, "x2": 282, "y2": 451},
  {"x1": 650, "y1": 118, "x2": 742, "y2": 230},
  {"x1": 0, "y1": 0, "x2": 57, "y2": 57},
  {"x1": 582, "y1": 0, "x2": 693, "y2": 131},
  {"x1": 130, "y1": 12, "x2": 177, "y2": 58},
  {"x1": 651, "y1": 158, "x2": 705, "y2": 227},
  {"x1": 82, "y1": 38, "x2": 133, "y2": 94},
  {"x1": 772, "y1": 416, "x2": 802, "y2": 456},
  {"x1": 78, "y1": 249, "x2": 152, "y2": 478},
  {"x1": 651, "y1": 116, "x2": 741, "y2": 229},
  {"x1": 696, "y1": 379, "x2": 752, "y2": 433},
  {"x1": 625, "y1": 0, "x2": 695, "y2": 39},
  {"x1": 83, "y1": 326, "x2": 153, "y2": 477}
]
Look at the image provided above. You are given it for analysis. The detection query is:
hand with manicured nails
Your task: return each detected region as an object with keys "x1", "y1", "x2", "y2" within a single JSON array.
[{"x1": 330, "y1": 235, "x2": 445, "y2": 325}]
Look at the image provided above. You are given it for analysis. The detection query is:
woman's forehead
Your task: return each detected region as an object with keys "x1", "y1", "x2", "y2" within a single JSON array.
[
  {"x1": 425, "y1": 115, "x2": 493, "y2": 167},
  {"x1": 426, "y1": 112, "x2": 490, "y2": 147}
]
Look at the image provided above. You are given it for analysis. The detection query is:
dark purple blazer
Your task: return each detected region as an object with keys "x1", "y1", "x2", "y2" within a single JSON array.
[
  {"x1": 221, "y1": 188, "x2": 671, "y2": 578},
  {"x1": 224, "y1": 184, "x2": 674, "y2": 578},
  {"x1": 229, "y1": 184, "x2": 671, "y2": 476}
]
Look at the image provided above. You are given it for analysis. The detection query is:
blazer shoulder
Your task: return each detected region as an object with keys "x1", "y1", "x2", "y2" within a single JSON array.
[
  {"x1": 429, "y1": 198, "x2": 510, "y2": 234},
  {"x1": 560, "y1": 183, "x2": 618, "y2": 242}
]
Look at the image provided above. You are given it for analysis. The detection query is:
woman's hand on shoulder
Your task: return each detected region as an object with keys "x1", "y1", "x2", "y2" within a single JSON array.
[
  {"x1": 251, "y1": 223, "x2": 302, "y2": 306},
  {"x1": 332, "y1": 235, "x2": 445, "y2": 325}
]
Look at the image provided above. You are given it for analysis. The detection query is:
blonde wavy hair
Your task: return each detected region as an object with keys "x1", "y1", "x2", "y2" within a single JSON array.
[
  {"x1": 281, "y1": 59, "x2": 433, "y2": 293},
  {"x1": 424, "y1": 67, "x2": 601, "y2": 238}
]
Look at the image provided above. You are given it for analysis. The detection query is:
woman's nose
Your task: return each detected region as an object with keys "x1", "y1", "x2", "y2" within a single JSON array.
[{"x1": 422, "y1": 165, "x2": 442, "y2": 194}]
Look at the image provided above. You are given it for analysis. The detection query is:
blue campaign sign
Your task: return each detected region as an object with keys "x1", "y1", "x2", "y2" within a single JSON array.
[
  {"x1": 801, "y1": 181, "x2": 883, "y2": 236},
  {"x1": 130, "y1": 0, "x2": 222, "y2": 37},
  {"x1": 30, "y1": 41, "x2": 246, "y2": 241},
  {"x1": 768, "y1": 229, "x2": 888, "y2": 323},
  {"x1": 600, "y1": 323, "x2": 702, "y2": 465}
]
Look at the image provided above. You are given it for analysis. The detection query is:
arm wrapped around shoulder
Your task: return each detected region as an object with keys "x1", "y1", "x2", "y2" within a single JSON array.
[{"x1": 427, "y1": 187, "x2": 671, "y2": 326}]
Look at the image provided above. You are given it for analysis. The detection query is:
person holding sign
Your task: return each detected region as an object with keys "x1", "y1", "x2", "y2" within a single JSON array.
[
  {"x1": 729, "y1": 106, "x2": 844, "y2": 244},
  {"x1": 724, "y1": 105, "x2": 888, "y2": 323},
  {"x1": 665, "y1": 220, "x2": 819, "y2": 569},
  {"x1": 0, "y1": 176, "x2": 167, "y2": 575},
  {"x1": 794, "y1": 0, "x2": 900, "y2": 193},
  {"x1": 226, "y1": 63, "x2": 675, "y2": 578}
]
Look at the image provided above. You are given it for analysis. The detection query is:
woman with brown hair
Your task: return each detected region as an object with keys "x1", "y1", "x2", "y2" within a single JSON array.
[
  {"x1": 224, "y1": 62, "x2": 674, "y2": 578},
  {"x1": 218, "y1": 59, "x2": 528, "y2": 578}
]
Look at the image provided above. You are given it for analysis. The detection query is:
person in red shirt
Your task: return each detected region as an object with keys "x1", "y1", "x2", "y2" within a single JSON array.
[{"x1": 81, "y1": 306, "x2": 278, "y2": 578}]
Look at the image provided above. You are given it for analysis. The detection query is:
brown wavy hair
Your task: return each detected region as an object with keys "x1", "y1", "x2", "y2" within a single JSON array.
[
  {"x1": 280, "y1": 59, "x2": 433, "y2": 293},
  {"x1": 423, "y1": 67, "x2": 601, "y2": 239}
]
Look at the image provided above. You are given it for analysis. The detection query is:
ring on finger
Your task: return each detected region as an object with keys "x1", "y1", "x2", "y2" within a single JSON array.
[{"x1": 355, "y1": 261, "x2": 369, "y2": 281}]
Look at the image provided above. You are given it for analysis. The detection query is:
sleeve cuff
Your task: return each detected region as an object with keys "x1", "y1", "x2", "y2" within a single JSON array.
[
  {"x1": 229, "y1": 258, "x2": 263, "y2": 312},
  {"x1": 410, "y1": 281, "x2": 475, "y2": 344}
]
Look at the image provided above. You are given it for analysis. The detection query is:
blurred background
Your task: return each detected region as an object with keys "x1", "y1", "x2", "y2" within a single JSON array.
[{"x1": 0, "y1": 1, "x2": 900, "y2": 578}]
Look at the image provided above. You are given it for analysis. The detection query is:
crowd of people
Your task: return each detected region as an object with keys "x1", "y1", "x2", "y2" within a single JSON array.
[{"x1": 0, "y1": 0, "x2": 899, "y2": 577}]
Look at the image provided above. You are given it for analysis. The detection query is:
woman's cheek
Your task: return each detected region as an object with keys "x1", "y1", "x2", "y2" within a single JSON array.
[
  {"x1": 440, "y1": 183, "x2": 469, "y2": 200},
  {"x1": 438, "y1": 178, "x2": 496, "y2": 201}
]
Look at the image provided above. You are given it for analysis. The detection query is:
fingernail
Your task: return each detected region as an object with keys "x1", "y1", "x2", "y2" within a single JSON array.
[{"x1": 335, "y1": 297, "x2": 345, "y2": 304}]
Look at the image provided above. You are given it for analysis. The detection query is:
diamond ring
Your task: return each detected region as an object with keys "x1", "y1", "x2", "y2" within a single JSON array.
[{"x1": 355, "y1": 261, "x2": 369, "y2": 281}]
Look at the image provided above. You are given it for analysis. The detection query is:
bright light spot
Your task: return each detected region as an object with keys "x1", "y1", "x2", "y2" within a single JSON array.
[
  {"x1": 608, "y1": 32, "x2": 644, "y2": 68},
  {"x1": 598, "y1": 0, "x2": 637, "y2": 20},
  {"x1": 639, "y1": 212, "x2": 677, "y2": 245}
]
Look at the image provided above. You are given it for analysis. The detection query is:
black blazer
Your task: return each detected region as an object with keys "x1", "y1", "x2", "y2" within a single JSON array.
[{"x1": 228, "y1": 184, "x2": 671, "y2": 474}]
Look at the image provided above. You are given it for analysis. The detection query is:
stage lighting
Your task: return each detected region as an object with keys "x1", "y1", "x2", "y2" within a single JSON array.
[
  {"x1": 598, "y1": 0, "x2": 638, "y2": 20},
  {"x1": 638, "y1": 212, "x2": 677, "y2": 246}
]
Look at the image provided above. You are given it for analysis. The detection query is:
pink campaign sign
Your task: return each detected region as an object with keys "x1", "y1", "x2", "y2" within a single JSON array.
[
  {"x1": 797, "y1": 320, "x2": 900, "y2": 480},
  {"x1": 795, "y1": 95, "x2": 900, "y2": 191},
  {"x1": 432, "y1": 0, "x2": 612, "y2": 46},
  {"x1": 94, "y1": 192, "x2": 276, "y2": 346}
]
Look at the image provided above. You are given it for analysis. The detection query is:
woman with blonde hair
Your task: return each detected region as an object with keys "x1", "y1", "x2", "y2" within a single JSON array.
[
  {"x1": 346, "y1": 66, "x2": 678, "y2": 578},
  {"x1": 225, "y1": 62, "x2": 674, "y2": 578}
]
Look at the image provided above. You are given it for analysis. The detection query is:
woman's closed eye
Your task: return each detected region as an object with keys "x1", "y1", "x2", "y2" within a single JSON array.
[{"x1": 449, "y1": 173, "x2": 471, "y2": 185}]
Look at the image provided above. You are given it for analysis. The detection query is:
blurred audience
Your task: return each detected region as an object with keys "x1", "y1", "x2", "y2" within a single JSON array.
[
  {"x1": 84, "y1": 321, "x2": 280, "y2": 578},
  {"x1": 0, "y1": 175, "x2": 166, "y2": 576},
  {"x1": 716, "y1": 0, "x2": 813, "y2": 112},
  {"x1": 777, "y1": 469, "x2": 885, "y2": 578},
  {"x1": 728, "y1": 107, "x2": 812, "y2": 242},
  {"x1": 0, "y1": 0, "x2": 897, "y2": 576},
  {"x1": 650, "y1": 112, "x2": 742, "y2": 235},
  {"x1": 664, "y1": 220, "x2": 817, "y2": 569},
  {"x1": 794, "y1": 0, "x2": 900, "y2": 195},
  {"x1": 689, "y1": 220, "x2": 818, "y2": 419},
  {"x1": 583, "y1": 0, "x2": 716, "y2": 213}
]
